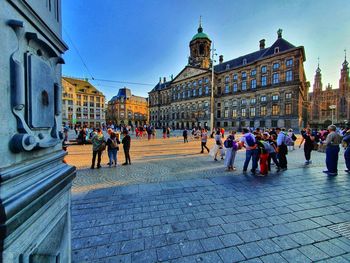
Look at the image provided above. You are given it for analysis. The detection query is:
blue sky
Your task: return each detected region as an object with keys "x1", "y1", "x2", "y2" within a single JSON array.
[{"x1": 62, "y1": 0, "x2": 350, "y2": 100}]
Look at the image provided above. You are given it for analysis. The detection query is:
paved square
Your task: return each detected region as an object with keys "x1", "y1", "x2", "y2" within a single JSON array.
[{"x1": 69, "y1": 135, "x2": 350, "y2": 262}]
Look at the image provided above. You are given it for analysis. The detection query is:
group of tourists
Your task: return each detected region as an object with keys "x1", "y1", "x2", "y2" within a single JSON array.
[
  {"x1": 205, "y1": 125, "x2": 350, "y2": 177},
  {"x1": 90, "y1": 128, "x2": 131, "y2": 169}
]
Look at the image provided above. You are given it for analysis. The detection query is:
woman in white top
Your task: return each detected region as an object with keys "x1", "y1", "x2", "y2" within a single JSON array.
[{"x1": 214, "y1": 130, "x2": 224, "y2": 161}]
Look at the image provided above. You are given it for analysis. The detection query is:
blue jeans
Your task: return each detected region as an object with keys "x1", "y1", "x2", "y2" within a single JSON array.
[
  {"x1": 243, "y1": 149, "x2": 259, "y2": 172},
  {"x1": 344, "y1": 147, "x2": 350, "y2": 171},
  {"x1": 326, "y1": 145, "x2": 340, "y2": 173},
  {"x1": 108, "y1": 149, "x2": 117, "y2": 165}
]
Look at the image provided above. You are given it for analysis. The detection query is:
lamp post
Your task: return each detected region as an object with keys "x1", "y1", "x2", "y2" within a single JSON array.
[
  {"x1": 329, "y1": 105, "x2": 336, "y2": 124},
  {"x1": 210, "y1": 42, "x2": 217, "y2": 133}
]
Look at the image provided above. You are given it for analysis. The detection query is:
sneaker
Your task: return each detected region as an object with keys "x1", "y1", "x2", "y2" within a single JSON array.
[
  {"x1": 281, "y1": 168, "x2": 287, "y2": 171},
  {"x1": 328, "y1": 172, "x2": 338, "y2": 176},
  {"x1": 214, "y1": 158, "x2": 218, "y2": 161},
  {"x1": 97, "y1": 165, "x2": 101, "y2": 169},
  {"x1": 221, "y1": 157, "x2": 224, "y2": 160},
  {"x1": 122, "y1": 163, "x2": 128, "y2": 165},
  {"x1": 304, "y1": 161, "x2": 309, "y2": 165},
  {"x1": 322, "y1": 170, "x2": 329, "y2": 174},
  {"x1": 90, "y1": 166, "x2": 94, "y2": 169}
]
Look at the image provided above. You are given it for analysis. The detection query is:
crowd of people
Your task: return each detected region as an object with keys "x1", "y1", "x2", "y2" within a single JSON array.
[{"x1": 65, "y1": 122, "x2": 350, "y2": 176}]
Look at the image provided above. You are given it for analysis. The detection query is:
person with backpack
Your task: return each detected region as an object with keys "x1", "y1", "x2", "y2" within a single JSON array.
[
  {"x1": 239, "y1": 128, "x2": 258, "y2": 175},
  {"x1": 224, "y1": 131, "x2": 238, "y2": 171},
  {"x1": 256, "y1": 135, "x2": 269, "y2": 176},
  {"x1": 276, "y1": 127, "x2": 288, "y2": 171},
  {"x1": 183, "y1": 128, "x2": 188, "y2": 143},
  {"x1": 91, "y1": 128, "x2": 105, "y2": 169},
  {"x1": 299, "y1": 128, "x2": 315, "y2": 165},
  {"x1": 106, "y1": 132, "x2": 120, "y2": 167},
  {"x1": 212, "y1": 130, "x2": 224, "y2": 161},
  {"x1": 323, "y1": 125, "x2": 342, "y2": 175}
]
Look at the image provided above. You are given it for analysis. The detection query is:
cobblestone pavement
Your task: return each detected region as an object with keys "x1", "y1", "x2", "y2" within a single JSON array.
[{"x1": 69, "y1": 135, "x2": 350, "y2": 262}]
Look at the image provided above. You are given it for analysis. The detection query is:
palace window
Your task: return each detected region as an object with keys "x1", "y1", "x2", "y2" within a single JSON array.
[
  {"x1": 261, "y1": 96, "x2": 267, "y2": 102},
  {"x1": 243, "y1": 58, "x2": 247, "y2": 65},
  {"x1": 225, "y1": 76, "x2": 230, "y2": 83},
  {"x1": 274, "y1": 47, "x2": 280, "y2": 54},
  {"x1": 226, "y1": 64, "x2": 230, "y2": 70},
  {"x1": 188, "y1": 90, "x2": 191, "y2": 97},
  {"x1": 205, "y1": 86, "x2": 209, "y2": 94},
  {"x1": 177, "y1": 93, "x2": 181, "y2": 99},
  {"x1": 193, "y1": 89, "x2": 197, "y2": 96},
  {"x1": 272, "y1": 73, "x2": 279, "y2": 84},
  {"x1": 272, "y1": 105, "x2": 280, "y2": 115},
  {"x1": 224, "y1": 109, "x2": 229, "y2": 118},
  {"x1": 233, "y1": 74, "x2": 238, "y2": 81},
  {"x1": 193, "y1": 81, "x2": 197, "y2": 86},
  {"x1": 250, "y1": 107, "x2": 256, "y2": 117},
  {"x1": 286, "y1": 58, "x2": 293, "y2": 67},
  {"x1": 273, "y1": 63, "x2": 280, "y2": 70},
  {"x1": 225, "y1": 84, "x2": 230, "y2": 94},
  {"x1": 205, "y1": 78, "x2": 209, "y2": 83},
  {"x1": 242, "y1": 81, "x2": 247, "y2": 90},
  {"x1": 183, "y1": 92, "x2": 186, "y2": 98},
  {"x1": 241, "y1": 99, "x2": 247, "y2": 105},
  {"x1": 232, "y1": 109, "x2": 237, "y2": 118},
  {"x1": 286, "y1": 70, "x2": 293, "y2": 82},
  {"x1": 285, "y1": 103, "x2": 292, "y2": 115},
  {"x1": 232, "y1": 100, "x2": 237, "y2": 107},
  {"x1": 241, "y1": 108, "x2": 246, "y2": 117},
  {"x1": 199, "y1": 79, "x2": 202, "y2": 85},
  {"x1": 251, "y1": 79, "x2": 257, "y2": 89},
  {"x1": 260, "y1": 120, "x2": 266, "y2": 127},
  {"x1": 261, "y1": 66, "x2": 267, "y2": 73},
  {"x1": 251, "y1": 69, "x2": 257, "y2": 76},
  {"x1": 233, "y1": 83, "x2": 238, "y2": 92},
  {"x1": 198, "y1": 87, "x2": 202, "y2": 96},
  {"x1": 250, "y1": 98, "x2": 256, "y2": 104},
  {"x1": 285, "y1": 92, "x2": 292, "y2": 99},
  {"x1": 260, "y1": 106, "x2": 267, "y2": 116},
  {"x1": 261, "y1": 75, "x2": 267, "y2": 86},
  {"x1": 272, "y1": 120, "x2": 278, "y2": 127},
  {"x1": 272, "y1": 95, "x2": 279, "y2": 101},
  {"x1": 242, "y1": 72, "x2": 247, "y2": 79}
]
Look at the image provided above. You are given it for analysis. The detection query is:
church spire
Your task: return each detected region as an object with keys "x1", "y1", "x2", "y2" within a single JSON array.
[
  {"x1": 343, "y1": 49, "x2": 349, "y2": 69},
  {"x1": 198, "y1": 15, "x2": 203, "y2": 33},
  {"x1": 316, "y1": 57, "x2": 321, "y2": 74}
]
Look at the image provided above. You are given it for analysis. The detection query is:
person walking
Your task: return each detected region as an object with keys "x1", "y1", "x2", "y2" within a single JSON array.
[
  {"x1": 200, "y1": 128, "x2": 210, "y2": 153},
  {"x1": 224, "y1": 131, "x2": 238, "y2": 171},
  {"x1": 91, "y1": 128, "x2": 105, "y2": 169},
  {"x1": 239, "y1": 128, "x2": 258, "y2": 175},
  {"x1": 213, "y1": 130, "x2": 224, "y2": 161},
  {"x1": 299, "y1": 128, "x2": 315, "y2": 165},
  {"x1": 342, "y1": 128, "x2": 350, "y2": 173},
  {"x1": 122, "y1": 130, "x2": 131, "y2": 165},
  {"x1": 276, "y1": 127, "x2": 288, "y2": 171},
  {"x1": 287, "y1": 129, "x2": 296, "y2": 151},
  {"x1": 106, "y1": 132, "x2": 120, "y2": 167},
  {"x1": 323, "y1": 125, "x2": 342, "y2": 175},
  {"x1": 183, "y1": 128, "x2": 188, "y2": 143}
]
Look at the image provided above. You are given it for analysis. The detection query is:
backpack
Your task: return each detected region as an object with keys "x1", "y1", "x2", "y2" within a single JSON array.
[
  {"x1": 111, "y1": 138, "x2": 118, "y2": 149},
  {"x1": 283, "y1": 133, "x2": 293, "y2": 146},
  {"x1": 245, "y1": 133, "x2": 255, "y2": 147},
  {"x1": 291, "y1": 133, "x2": 297, "y2": 141},
  {"x1": 261, "y1": 141, "x2": 274, "y2": 153},
  {"x1": 224, "y1": 139, "x2": 233, "y2": 148}
]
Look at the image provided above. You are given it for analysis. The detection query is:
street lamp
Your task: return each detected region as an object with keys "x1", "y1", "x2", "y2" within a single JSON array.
[
  {"x1": 210, "y1": 42, "x2": 217, "y2": 133},
  {"x1": 329, "y1": 105, "x2": 336, "y2": 124}
]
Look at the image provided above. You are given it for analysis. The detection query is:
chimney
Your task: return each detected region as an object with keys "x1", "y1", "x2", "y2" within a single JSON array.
[
  {"x1": 219, "y1": 55, "x2": 224, "y2": 64},
  {"x1": 259, "y1": 39, "x2": 265, "y2": 50},
  {"x1": 163, "y1": 77, "x2": 166, "y2": 83},
  {"x1": 159, "y1": 77, "x2": 162, "y2": 83}
]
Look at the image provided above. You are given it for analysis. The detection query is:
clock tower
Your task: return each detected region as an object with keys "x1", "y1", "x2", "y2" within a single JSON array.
[{"x1": 189, "y1": 18, "x2": 212, "y2": 69}]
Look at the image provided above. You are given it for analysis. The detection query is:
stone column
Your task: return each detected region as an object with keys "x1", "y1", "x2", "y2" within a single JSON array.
[{"x1": 0, "y1": 1, "x2": 76, "y2": 262}]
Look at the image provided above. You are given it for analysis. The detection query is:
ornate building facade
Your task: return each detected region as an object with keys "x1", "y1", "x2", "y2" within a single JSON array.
[
  {"x1": 308, "y1": 56, "x2": 350, "y2": 127},
  {"x1": 106, "y1": 87, "x2": 148, "y2": 126},
  {"x1": 62, "y1": 77, "x2": 105, "y2": 127},
  {"x1": 149, "y1": 24, "x2": 309, "y2": 131}
]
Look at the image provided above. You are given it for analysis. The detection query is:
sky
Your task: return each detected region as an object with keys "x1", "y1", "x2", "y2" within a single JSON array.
[{"x1": 61, "y1": 0, "x2": 350, "y2": 100}]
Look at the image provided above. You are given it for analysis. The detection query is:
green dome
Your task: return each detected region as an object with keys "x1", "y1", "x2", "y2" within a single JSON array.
[
  {"x1": 192, "y1": 32, "x2": 210, "y2": 41},
  {"x1": 191, "y1": 24, "x2": 210, "y2": 41}
]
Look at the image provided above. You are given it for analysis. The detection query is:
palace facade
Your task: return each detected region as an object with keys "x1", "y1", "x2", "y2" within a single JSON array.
[
  {"x1": 62, "y1": 77, "x2": 105, "y2": 127},
  {"x1": 308, "y1": 57, "x2": 350, "y2": 127},
  {"x1": 149, "y1": 23, "x2": 309, "y2": 131},
  {"x1": 106, "y1": 87, "x2": 148, "y2": 126}
]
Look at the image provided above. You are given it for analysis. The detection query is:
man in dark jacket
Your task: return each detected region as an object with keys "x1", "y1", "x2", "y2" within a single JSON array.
[{"x1": 122, "y1": 130, "x2": 131, "y2": 165}]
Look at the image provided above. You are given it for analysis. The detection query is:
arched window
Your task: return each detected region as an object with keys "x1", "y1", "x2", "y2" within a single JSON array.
[{"x1": 199, "y1": 44, "x2": 205, "y2": 55}]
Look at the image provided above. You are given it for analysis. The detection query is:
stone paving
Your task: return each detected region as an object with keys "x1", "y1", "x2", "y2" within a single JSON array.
[{"x1": 69, "y1": 135, "x2": 350, "y2": 262}]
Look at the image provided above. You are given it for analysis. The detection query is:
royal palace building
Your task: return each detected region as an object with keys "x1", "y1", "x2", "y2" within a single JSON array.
[
  {"x1": 308, "y1": 56, "x2": 350, "y2": 127},
  {"x1": 62, "y1": 76, "x2": 105, "y2": 127},
  {"x1": 149, "y1": 23, "x2": 309, "y2": 131},
  {"x1": 106, "y1": 87, "x2": 148, "y2": 127}
]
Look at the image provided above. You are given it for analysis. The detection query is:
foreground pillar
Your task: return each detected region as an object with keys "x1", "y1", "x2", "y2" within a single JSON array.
[{"x1": 0, "y1": 1, "x2": 76, "y2": 262}]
